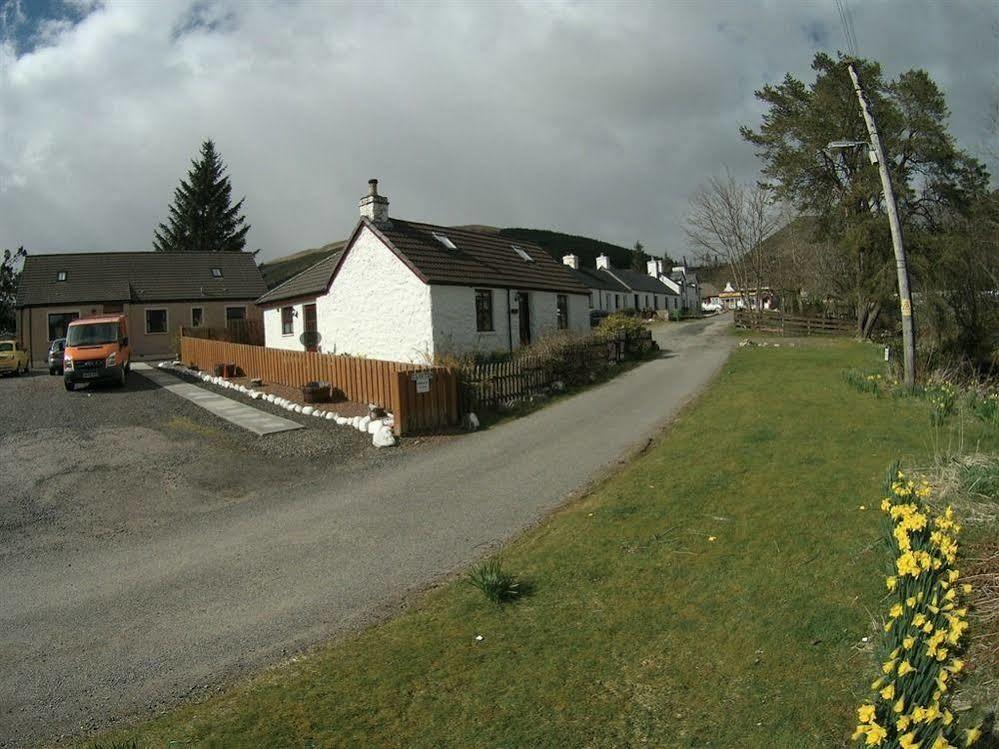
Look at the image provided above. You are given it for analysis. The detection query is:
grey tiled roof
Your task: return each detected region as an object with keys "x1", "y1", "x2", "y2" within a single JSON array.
[
  {"x1": 605, "y1": 268, "x2": 677, "y2": 295},
  {"x1": 568, "y1": 267, "x2": 630, "y2": 292},
  {"x1": 256, "y1": 250, "x2": 344, "y2": 305},
  {"x1": 16, "y1": 251, "x2": 266, "y2": 307}
]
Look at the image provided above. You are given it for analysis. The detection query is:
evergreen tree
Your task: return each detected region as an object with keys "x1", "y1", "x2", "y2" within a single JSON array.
[
  {"x1": 153, "y1": 140, "x2": 250, "y2": 253},
  {"x1": 630, "y1": 240, "x2": 649, "y2": 272},
  {"x1": 0, "y1": 246, "x2": 27, "y2": 335}
]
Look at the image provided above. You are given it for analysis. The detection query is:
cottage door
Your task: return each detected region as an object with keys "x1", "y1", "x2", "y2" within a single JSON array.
[
  {"x1": 303, "y1": 304, "x2": 318, "y2": 351},
  {"x1": 517, "y1": 291, "x2": 531, "y2": 346}
]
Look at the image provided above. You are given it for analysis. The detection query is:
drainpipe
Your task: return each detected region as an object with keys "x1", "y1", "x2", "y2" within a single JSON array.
[{"x1": 506, "y1": 288, "x2": 513, "y2": 353}]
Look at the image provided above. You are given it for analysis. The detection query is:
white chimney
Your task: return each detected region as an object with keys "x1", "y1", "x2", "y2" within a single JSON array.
[
  {"x1": 359, "y1": 178, "x2": 390, "y2": 226},
  {"x1": 562, "y1": 254, "x2": 579, "y2": 270},
  {"x1": 646, "y1": 258, "x2": 663, "y2": 278},
  {"x1": 596, "y1": 254, "x2": 611, "y2": 270}
]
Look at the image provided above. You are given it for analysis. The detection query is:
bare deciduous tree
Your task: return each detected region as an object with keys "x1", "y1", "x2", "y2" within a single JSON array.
[{"x1": 685, "y1": 173, "x2": 779, "y2": 309}]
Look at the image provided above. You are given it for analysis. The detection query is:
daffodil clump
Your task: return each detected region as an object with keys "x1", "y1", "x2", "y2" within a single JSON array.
[
  {"x1": 925, "y1": 381, "x2": 958, "y2": 426},
  {"x1": 852, "y1": 471, "x2": 982, "y2": 749}
]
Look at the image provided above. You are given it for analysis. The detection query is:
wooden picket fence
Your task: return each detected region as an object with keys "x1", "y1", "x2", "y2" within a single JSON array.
[
  {"x1": 734, "y1": 310, "x2": 854, "y2": 337},
  {"x1": 459, "y1": 329, "x2": 655, "y2": 412},
  {"x1": 178, "y1": 335, "x2": 458, "y2": 435}
]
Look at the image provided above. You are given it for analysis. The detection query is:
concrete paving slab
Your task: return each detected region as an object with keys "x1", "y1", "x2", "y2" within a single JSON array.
[{"x1": 133, "y1": 363, "x2": 303, "y2": 435}]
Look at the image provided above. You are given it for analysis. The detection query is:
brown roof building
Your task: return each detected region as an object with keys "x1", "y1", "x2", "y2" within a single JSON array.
[{"x1": 16, "y1": 251, "x2": 265, "y2": 365}]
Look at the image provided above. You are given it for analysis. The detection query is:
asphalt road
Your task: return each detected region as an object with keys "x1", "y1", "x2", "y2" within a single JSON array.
[{"x1": 0, "y1": 315, "x2": 733, "y2": 747}]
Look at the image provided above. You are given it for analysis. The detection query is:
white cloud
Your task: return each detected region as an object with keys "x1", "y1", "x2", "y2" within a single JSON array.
[{"x1": 0, "y1": 0, "x2": 995, "y2": 260}]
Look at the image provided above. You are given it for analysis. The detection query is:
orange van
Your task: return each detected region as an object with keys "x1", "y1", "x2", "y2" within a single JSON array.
[{"x1": 63, "y1": 315, "x2": 131, "y2": 391}]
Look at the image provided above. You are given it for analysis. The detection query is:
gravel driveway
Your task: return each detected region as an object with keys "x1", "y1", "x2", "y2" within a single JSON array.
[{"x1": 0, "y1": 369, "x2": 399, "y2": 565}]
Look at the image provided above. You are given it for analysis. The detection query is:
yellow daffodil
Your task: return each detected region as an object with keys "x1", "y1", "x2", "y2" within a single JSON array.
[
  {"x1": 964, "y1": 726, "x2": 981, "y2": 746},
  {"x1": 893, "y1": 696, "x2": 906, "y2": 714},
  {"x1": 897, "y1": 660, "x2": 915, "y2": 677},
  {"x1": 880, "y1": 683, "x2": 894, "y2": 700},
  {"x1": 858, "y1": 704, "x2": 877, "y2": 723},
  {"x1": 899, "y1": 730, "x2": 921, "y2": 749}
]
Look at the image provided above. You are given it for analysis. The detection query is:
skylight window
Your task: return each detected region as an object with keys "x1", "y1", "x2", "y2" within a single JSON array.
[
  {"x1": 432, "y1": 232, "x2": 457, "y2": 250},
  {"x1": 511, "y1": 245, "x2": 534, "y2": 263},
  {"x1": 211, "y1": 267, "x2": 223, "y2": 278},
  {"x1": 56, "y1": 271, "x2": 67, "y2": 282}
]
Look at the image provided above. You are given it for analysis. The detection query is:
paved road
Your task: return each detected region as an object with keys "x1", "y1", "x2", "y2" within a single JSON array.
[{"x1": 0, "y1": 315, "x2": 733, "y2": 747}]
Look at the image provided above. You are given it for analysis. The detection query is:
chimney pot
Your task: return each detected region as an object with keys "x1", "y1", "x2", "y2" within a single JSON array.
[
  {"x1": 595, "y1": 254, "x2": 611, "y2": 270},
  {"x1": 359, "y1": 178, "x2": 390, "y2": 226},
  {"x1": 562, "y1": 254, "x2": 579, "y2": 270}
]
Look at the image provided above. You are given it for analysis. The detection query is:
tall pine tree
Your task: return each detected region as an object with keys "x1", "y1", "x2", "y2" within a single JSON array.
[
  {"x1": 153, "y1": 140, "x2": 250, "y2": 252},
  {"x1": 630, "y1": 240, "x2": 649, "y2": 271}
]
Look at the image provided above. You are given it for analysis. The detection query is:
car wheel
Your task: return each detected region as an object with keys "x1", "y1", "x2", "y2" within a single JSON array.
[
  {"x1": 64, "y1": 380, "x2": 75, "y2": 392},
  {"x1": 117, "y1": 367, "x2": 127, "y2": 387},
  {"x1": 49, "y1": 367, "x2": 56, "y2": 376}
]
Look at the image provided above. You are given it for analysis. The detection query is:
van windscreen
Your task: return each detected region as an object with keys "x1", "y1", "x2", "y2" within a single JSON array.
[{"x1": 67, "y1": 323, "x2": 119, "y2": 346}]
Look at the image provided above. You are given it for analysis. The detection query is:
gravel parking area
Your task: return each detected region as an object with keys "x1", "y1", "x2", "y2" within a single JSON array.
[{"x1": 0, "y1": 368, "x2": 404, "y2": 563}]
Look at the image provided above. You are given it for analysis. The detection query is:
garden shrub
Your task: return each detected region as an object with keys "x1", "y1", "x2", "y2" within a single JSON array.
[
  {"x1": 595, "y1": 312, "x2": 646, "y2": 341},
  {"x1": 852, "y1": 469, "x2": 982, "y2": 748}
]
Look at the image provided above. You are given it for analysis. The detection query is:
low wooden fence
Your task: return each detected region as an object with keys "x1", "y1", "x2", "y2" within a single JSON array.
[
  {"x1": 734, "y1": 310, "x2": 854, "y2": 337},
  {"x1": 178, "y1": 335, "x2": 458, "y2": 435},
  {"x1": 459, "y1": 329, "x2": 655, "y2": 412}
]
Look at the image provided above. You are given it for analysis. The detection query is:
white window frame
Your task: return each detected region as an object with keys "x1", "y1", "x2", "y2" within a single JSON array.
[
  {"x1": 145, "y1": 307, "x2": 169, "y2": 335},
  {"x1": 191, "y1": 306, "x2": 204, "y2": 327},
  {"x1": 225, "y1": 305, "x2": 247, "y2": 323}
]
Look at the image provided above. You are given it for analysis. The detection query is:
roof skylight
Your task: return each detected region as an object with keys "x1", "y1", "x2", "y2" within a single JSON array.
[
  {"x1": 56, "y1": 271, "x2": 67, "y2": 282},
  {"x1": 432, "y1": 232, "x2": 457, "y2": 250},
  {"x1": 511, "y1": 245, "x2": 534, "y2": 263},
  {"x1": 211, "y1": 267, "x2": 223, "y2": 278}
]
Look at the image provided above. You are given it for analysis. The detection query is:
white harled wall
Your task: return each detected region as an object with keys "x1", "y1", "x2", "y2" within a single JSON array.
[
  {"x1": 316, "y1": 226, "x2": 434, "y2": 362},
  {"x1": 262, "y1": 302, "x2": 312, "y2": 351}
]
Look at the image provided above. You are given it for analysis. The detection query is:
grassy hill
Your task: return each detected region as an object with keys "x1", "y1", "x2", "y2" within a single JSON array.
[{"x1": 259, "y1": 227, "x2": 647, "y2": 289}]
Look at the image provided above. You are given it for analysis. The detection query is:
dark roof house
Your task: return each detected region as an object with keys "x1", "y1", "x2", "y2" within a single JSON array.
[{"x1": 17, "y1": 251, "x2": 266, "y2": 307}]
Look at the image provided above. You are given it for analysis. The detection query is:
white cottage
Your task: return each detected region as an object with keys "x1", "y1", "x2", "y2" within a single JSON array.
[
  {"x1": 257, "y1": 181, "x2": 591, "y2": 363},
  {"x1": 562, "y1": 253, "x2": 678, "y2": 314}
]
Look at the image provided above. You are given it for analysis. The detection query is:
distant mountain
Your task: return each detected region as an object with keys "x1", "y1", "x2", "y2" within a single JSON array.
[
  {"x1": 258, "y1": 240, "x2": 345, "y2": 289},
  {"x1": 259, "y1": 226, "x2": 656, "y2": 290}
]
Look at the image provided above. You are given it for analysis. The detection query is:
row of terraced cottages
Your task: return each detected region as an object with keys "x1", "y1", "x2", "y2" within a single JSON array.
[{"x1": 14, "y1": 180, "x2": 699, "y2": 366}]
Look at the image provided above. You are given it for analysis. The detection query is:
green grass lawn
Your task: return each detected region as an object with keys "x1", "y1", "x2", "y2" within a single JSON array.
[{"x1": 88, "y1": 340, "x2": 998, "y2": 749}]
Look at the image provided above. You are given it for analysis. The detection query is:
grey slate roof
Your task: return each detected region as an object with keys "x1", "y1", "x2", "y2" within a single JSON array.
[
  {"x1": 16, "y1": 251, "x2": 266, "y2": 307},
  {"x1": 256, "y1": 250, "x2": 344, "y2": 306},
  {"x1": 568, "y1": 267, "x2": 629, "y2": 292},
  {"x1": 605, "y1": 268, "x2": 677, "y2": 295}
]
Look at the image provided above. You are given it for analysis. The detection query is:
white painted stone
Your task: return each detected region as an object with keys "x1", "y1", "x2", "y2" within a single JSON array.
[
  {"x1": 357, "y1": 416, "x2": 371, "y2": 432},
  {"x1": 325, "y1": 412, "x2": 336, "y2": 420},
  {"x1": 367, "y1": 418, "x2": 383, "y2": 434},
  {"x1": 302, "y1": 406, "x2": 315, "y2": 416},
  {"x1": 466, "y1": 412, "x2": 480, "y2": 431},
  {"x1": 335, "y1": 416, "x2": 348, "y2": 425},
  {"x1": 372, "y1": 425, "x2": 396, "y2": 447},
  {"x1": 293, "y1": 405, "x2": 303, "y2": 413}
]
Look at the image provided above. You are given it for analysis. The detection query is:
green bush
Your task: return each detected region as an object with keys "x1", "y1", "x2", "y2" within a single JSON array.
[
  {"x1": 595, "y1": 312, "x2": 646, "y2": 341},
  {"x1": 468, "y1": 559, "x2": 521, "y2": 604}
]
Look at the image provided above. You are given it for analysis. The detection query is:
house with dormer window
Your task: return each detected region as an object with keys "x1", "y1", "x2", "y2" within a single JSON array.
[{"x1": 257, "y1": 180, "x2": 590, "y2": 363}]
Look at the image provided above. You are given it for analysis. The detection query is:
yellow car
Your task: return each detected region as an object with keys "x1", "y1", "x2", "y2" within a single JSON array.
[{"x1": 0, "y1": 339, "x2": 30, "y2": 376}]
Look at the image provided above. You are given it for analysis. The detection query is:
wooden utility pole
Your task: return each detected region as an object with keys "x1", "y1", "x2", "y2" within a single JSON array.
[{"x1": 846, "y1": 61, "x2": 916, "y2": 387}]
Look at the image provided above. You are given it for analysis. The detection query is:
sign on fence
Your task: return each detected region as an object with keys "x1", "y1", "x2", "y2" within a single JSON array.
[{"x1": 412, "y1": 370, "x2": 432, "y2": 394}]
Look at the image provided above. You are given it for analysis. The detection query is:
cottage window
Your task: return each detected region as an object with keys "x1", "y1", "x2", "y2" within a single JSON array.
[
  {"x1": 654, "y1": 295, "x2": 659, "y2": 310},
  {"x1": 48, "y1": 311, "x2": 79, "y2": 341},
  {"x1": 145, "y1": 308, "x2": 168, "y2": 335},
  {"x1": 615, "y1": 294, "x2": 620, "y2": 310},
  {"x1": 191, "y1": 307, "x2": 204, "y2": 327},
  {"x1": 475, "y1": 289, "x2": 494, "y2": 332},
  {"x1": 225, "y1": 306, "x2": 246, "y2": 323},
  {"x1": 556, "y1": 295, "x2": 568, "y2": 330},
  {"x1": 588, "y1": 291, "x2": 594, "y2": 309},
  {"x1": 281, "y1": 306, "x2": 294, "y2": 335}
]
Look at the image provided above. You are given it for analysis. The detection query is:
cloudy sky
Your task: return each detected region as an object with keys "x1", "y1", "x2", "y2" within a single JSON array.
[{"x1": 1, "y1": 0, "x2": 996, "y2": 263}]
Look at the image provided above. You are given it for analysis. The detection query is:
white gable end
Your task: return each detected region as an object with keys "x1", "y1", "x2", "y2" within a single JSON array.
[{"x1": 315, "y1": 225, "x2": 434, "y2": 362}]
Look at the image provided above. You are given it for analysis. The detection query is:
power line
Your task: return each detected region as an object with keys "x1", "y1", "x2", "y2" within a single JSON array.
[{"x1": 834, "y1": 0, "x2": 860, "y2": 57}]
